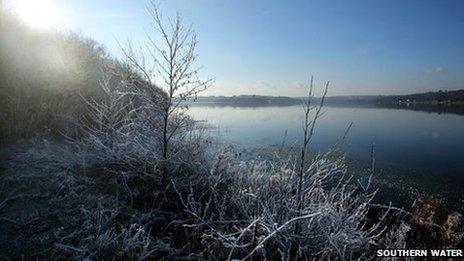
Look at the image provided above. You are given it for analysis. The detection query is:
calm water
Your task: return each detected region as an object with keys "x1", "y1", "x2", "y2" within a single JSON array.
[{"x1": 188, "y1": 105, "x2": 464, "y2": 182}]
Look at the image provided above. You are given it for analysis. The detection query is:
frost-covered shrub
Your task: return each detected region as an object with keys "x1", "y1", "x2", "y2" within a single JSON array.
[
  {"x1": 171, "y1": 149, "x2": 394, "y2": 260},
  {"x1": 65, "y1": 67, "x2": 211, "y2": 180},
  {"x1": 52, "y1": 204, "x2": 159, "y2": 260}
]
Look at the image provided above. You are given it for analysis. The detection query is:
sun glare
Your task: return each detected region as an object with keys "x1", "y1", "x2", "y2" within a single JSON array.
[{"x1": 9, "y1": 0, "x2": 65, "y2": 29}]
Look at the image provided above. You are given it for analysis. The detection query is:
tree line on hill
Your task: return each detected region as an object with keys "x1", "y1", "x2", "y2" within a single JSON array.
[{"x1": 188, "y1": 90, "x2": 464, "y2": 109}]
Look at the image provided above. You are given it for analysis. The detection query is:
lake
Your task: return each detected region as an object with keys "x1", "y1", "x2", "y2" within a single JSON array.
[{"x1": 188, "y1": 105, "x2": 464, "y2": 209}]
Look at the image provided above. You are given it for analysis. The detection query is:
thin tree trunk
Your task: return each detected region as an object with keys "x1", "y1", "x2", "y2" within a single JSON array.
[{"x1": 162, "y1": 112, "x2": 169, "y2": 184}]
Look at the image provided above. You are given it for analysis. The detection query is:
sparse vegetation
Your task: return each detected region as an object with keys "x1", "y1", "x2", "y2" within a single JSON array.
[
  {"x1": 0, "y1": 5, "x2": 131, "y2": 141},
  {"x1": 120, "y1": 1, "x2": 213, "y2": 183},
  {"x1": 0, "y1": 2, "x2": 462, "y2": 260}
]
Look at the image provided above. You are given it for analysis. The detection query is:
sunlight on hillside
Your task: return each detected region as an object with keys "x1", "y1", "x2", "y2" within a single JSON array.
[{"x1": 8, "y1": 0, "x2": 65, "y2": 29}]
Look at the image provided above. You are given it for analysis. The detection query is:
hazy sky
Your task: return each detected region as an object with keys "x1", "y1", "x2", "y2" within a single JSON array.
[{"x1": 9, "y1": 0, "x2": 464, "y2": 96}]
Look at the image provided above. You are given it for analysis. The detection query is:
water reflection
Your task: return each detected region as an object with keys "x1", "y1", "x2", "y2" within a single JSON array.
[{"x1": 188, "y1": 105, "x2": 464, "y2": 179}]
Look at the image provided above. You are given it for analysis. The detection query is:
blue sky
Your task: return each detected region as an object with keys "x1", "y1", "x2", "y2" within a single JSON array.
[{"x1": 16, "y1": 0, "x2": 464, "y2": 96}]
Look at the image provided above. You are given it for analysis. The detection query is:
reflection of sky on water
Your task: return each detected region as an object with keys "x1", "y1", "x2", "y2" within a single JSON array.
[
  {"x1": 188, "y1": 105, "x2": 464, "y2": 178},
  {"x1": 422, "y1": 130, "x2": 440, "y2": 138}
]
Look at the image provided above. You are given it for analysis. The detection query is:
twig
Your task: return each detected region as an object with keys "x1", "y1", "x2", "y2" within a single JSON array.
[{"x1": 242, "y1": 212, "x2": 321, "y2": 260}]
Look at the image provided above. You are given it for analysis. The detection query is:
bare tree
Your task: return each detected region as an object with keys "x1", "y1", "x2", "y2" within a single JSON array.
[
  {"x1": 296, "y1": 76, "x2": 329, "y2": 209},
  {"x1": 290, "y1": 75, "x2": 329, "y2": 259},
  {"x1": 122, "y1": 1, "x2": 213, "y2": 183}
]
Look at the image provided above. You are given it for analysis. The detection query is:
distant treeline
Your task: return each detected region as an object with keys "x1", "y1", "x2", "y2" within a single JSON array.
[
  {"x1": 189, "y1": 95, "x2": 300, "y2": 106},
  {"x1": 376, "y1": 90, "x2": 464, "y2": 105},
  {"x1": 188, "y1": 90, "x2": 464, "y2": 109}
]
